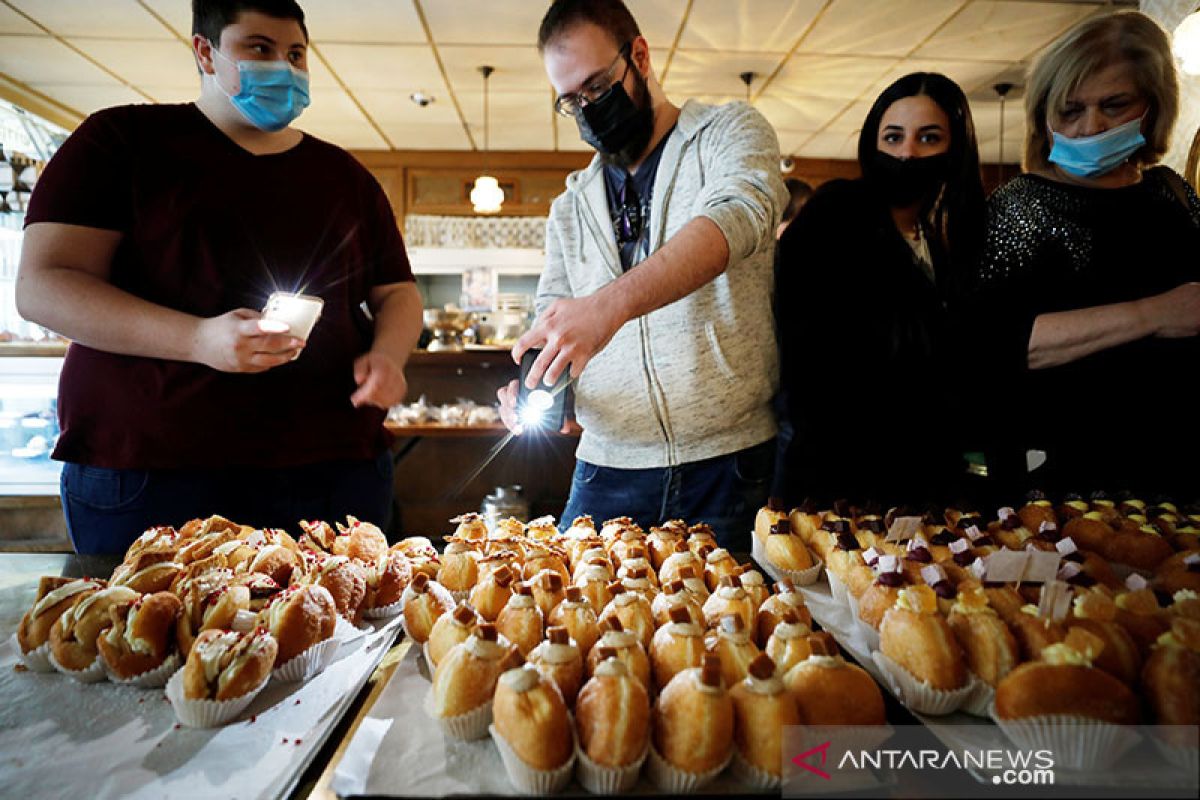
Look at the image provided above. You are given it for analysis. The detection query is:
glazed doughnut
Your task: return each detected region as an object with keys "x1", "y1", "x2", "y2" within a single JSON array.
[
  {"x1": 585, "y1": 617, "x2": 651, "y2": 689},
  {"x1": 783, "y1": 641, "x2": 886, "y2": 725},
  {"x1": 651, "y1": 580, "x2": 704, "y2": 629},
  {"x1": 755, "y1": 580, "x2": 812, "y2": 646},
  {"x1": 600, "y1": 582, "x2": 655, "y2": 653},
  {"x1": 764, "y1": 608, "x2": 813, "y2": 676},
  {"x1": 401, "y1": 572, "x2": 455, "y2": 643},
  {"x1": 946, "y1": 587, "x2": 1019, "y2": 687},
  {"x1": 431, "y1": 623, "x2": 521, "y2": 718},
  {"x1": 469, "y1": 563, "x2": 516, "y2": 623},
  {"x1": 654, "y1": 653, "x2": 734, "y2": 774},
  {"x1": 754, "y1": 499, "x2": 788, "y2": 548},
  {"x1": 496, "y1": 582, "x2": 544, "y2": 656},
  {"x1": 548, "y1": 585, "x2": 601, "y2": 656},
  {"x1": 182, "y1": 628, "x2": 277, "y2": 701},
  {"x1": 731, "y1": 653, "x2": 803, "y2": 778},
  {"x1": 427, "y1": 603, "x2": 479, "y2": 668},
  {"x1": 575, "y1": 648, "x2": 651, "y2": 767},
  {"x1": 879, "y1": 586, "x2": 967, "y2": 691},
  {"x1": 701, "y1": 575, "x2": 755, "y2": 633},
  {"x1": 492, "y1": 664, "x2": 574, "y2": 770},
  {"x1": 649, "y1": 604, "x2": 706, "y2": 693},
  {"x1": 704, "y1": 614, "x2": 761, "y2": 690},
  {"x1": 527, "y1": 626, "x2": 585, "y2": 706},
  {"x1": 762, "y1": 518, "x2": 814, "y2": 571}
]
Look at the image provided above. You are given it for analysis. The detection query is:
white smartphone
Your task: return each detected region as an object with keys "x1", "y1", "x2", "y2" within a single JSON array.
[{"x1": 262, "y1": 292, "x2": 324, "y2": 340}]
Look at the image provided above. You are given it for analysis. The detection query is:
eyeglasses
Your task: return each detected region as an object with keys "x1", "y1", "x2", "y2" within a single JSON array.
[{"x1": 553, "y1": 43, "x2": 632, "y2": 117}]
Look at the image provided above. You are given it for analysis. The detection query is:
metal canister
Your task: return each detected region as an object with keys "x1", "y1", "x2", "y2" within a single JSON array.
[{"x1": 481, "y1": 485, "x2": 529, "y2": 531}]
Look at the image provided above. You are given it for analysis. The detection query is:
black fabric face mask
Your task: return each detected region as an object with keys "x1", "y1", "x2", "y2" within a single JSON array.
[
  {"x1": 870, "y1": 151, "x2": 951, "y2": 208},
  {"x1": 576, "y1": 66, "x2": 654, "y2": 168}
]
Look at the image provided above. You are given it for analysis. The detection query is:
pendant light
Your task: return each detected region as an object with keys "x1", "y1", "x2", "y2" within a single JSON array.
[
  {"x1": 993, "y1": 82, "x2": 1014, "y2": 188},
  {"x1": 1176, "y1": 10, "x2": 1200, "y2": 75},
  {"x1": 739, "y1": 71, "x2": 755, "y2": 102},
  {"x1": 470, "y1": 65, "x2": 504, "y2": 214}
]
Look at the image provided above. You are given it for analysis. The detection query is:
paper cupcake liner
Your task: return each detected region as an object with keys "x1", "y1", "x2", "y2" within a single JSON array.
[
  {"x1": 423, "y1": 689, "x2": 491, "y2": 741},
  {"x1": 1151, "y1": 737, "x2": 1199, "y2": 774},
  {"x1": 989, "y1": 706, "x2": 1142, "y2": 771},
  {"x1": 960, "y1": 675, "x2": 996, "y2": 718},
  {"x1": 574, "y1": 741, "x2": 647, "y2": 795},
  {"x1": 18, "y1": 639, "x2": 54, "y2": 673},
  {"x1": 872, "y1": 651, "x2": 974, "y2": 716},
  {"x1": 272, "y1": 636, "x2": 339, "y2": 682},
  {"x1": 646, "y1": 742, "x2": 731, "y2": 793},
  {"x1": 363, "y1": 598, "x2": 405, "y2": 619},
  {"x1": 855, "y1": 615, "x2": 881, "y2": 652},
  {"x1": 165, "y1": 666, "x2": 270, "y2": 728},
  {"x1": 489, "y1": 723, "x2": 575, "y2": 794},
  {"x1": 731, "y1": 748, "x2": 782, "y2": 790},
  {"x1": 333, "y1": 615, "x2": 368, "y2": 643},
  {"x1": 825, "y1": 569, "x2": 849, "y2": 606},
  {"x1": 49, "y1": 652, "x2": 107, "y2": 684},
  {"x1": 105, "y1": 651, "x2": 181, "y2": 688}
]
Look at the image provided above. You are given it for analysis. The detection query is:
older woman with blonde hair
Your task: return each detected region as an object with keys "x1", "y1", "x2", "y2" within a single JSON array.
[{"x1": 969, "y1": 11, "x2": 1200, "y2": 497}]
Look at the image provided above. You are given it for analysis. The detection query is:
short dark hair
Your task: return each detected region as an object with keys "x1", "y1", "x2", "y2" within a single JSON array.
[
  {"x1": 781, "y1": 178, "x2": 814, "y2": 224},
  {"x1": 192, "y1": 0, "x2": 308, "y2": 45},
  {"x1": 538, "y1": 0, "x2": 641, "y2": 53}
]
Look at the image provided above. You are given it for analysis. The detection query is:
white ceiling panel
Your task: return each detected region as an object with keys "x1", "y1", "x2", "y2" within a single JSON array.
[
  {"x1": 776, "y1": 129, "x2": 818, "y2": 154},
  {"x1": 422, "y1": 0, "x2": 545, "y2": 46},
  {"x1": 625, "y1": 0, "x2": 691, "y2": 45},
  {"x1": 822, "y1": 98, "x2": 874, "y2": 134},
  {"x1": 8, "y1": 0, "x2": 173, "y2": 39},
  {"x1": 317, "y1": 43, "x2": 443, "y2": 93},
  {"x1": 355, "y1": 88, "x2": 471, "y2": 150},
  {"x1": 0, "y1": 35, "x2": 122, "y2": 85},
  {"x1": 969, "y1": 98, "x2": 1027, "y2": 139},
  {"x1": 756, "y1": 93, "x2": 848, "y2": 133},
  {"x1": 0, "y1": 3, "x2": 41, "y2": 34},
  {"x1": 914, "y1": 1, "x2": 1096, "y2": 61},
  {"x1": 679, "y1": 0, "x2": 826, "y2": 54},
  {"x1": 294, "y1": 88, "x2": 387, "y2": 149},
  {"x1": 770, "y1": 54, "x2": 896, "y2": 101},
  {"x1": 67, "y1": 38, "x2": 197, "y2": 89},
  {"x1": 458, "y1": 91, "x2": 555, "y2": 151},
  {"x1": 794, "y1": 129, "x2": 858, "y2": 159},
  {"x1": 301, "y1": 0, "x2": 425, "y2": 45},
  {"x1": 799, "y1": 0, "x2": 963, "y2": 57},
  {"x1": 29, "y1": 84, "x2": 147, "y2": 116},
  {"x1": 663, "y1": 51, "x2": 784, "y2": 98},
  {"x1": 140, "y1": 0, "x2": 191, "y2": 39},
  {"x1": 439, "y1": 46, "x2": 549, "y2": 96},
  {"x1": 863, "y1": 58, "x2": 1013, "y2": 102}
]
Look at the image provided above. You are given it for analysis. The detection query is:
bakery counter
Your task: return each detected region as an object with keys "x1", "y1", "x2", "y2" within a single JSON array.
[{"x1": 0, "y1": 552, "x2": 406, "y2": 800}]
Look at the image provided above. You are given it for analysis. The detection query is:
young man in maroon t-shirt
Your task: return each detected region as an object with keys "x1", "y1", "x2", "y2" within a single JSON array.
[{"x1": 17, "y1": 0, "x2": 423, "y2": 554}]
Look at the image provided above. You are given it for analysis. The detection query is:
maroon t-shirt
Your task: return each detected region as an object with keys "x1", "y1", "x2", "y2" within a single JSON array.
[{"x1": 25, "y1": 103, "x2": 413, "y2": 470}]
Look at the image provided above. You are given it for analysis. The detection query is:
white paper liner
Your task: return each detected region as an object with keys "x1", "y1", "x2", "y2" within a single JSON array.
[
  {"x1": 421, "y1": 640, "x2": 436, "y2": 674},
  {"x1": 362, "y1": 598, "x2": 405, "y2": 619},
  {"x1": 423, "y1": 689, "x2": 491, "y2": 741},
  {"x1": 272, "y1": 635, "x2": 339, "y2": 682},
  {"x1": 1151, "y1": 737, "x2": 1199, "y2": 774},
  {"x1": 646, "y1": 742, "x2": 731, "y2": 793},
  {"x1": 854, "y1": 612, "x2": 880, "y2": 652},
  {"x1": 871, "y1": 650, "x2": 975, "y2": 716},
  {"x1": 165, "y1": 666, "x2": 270, "y2": 728},
  {"x1": 17, "y1": 639, "x2": 53, "y2": 673},
  {"x1": 752, "y1": 536, "x2": 824, "y2": 587},
  {"x1": 333, "y1": 614, "x2": 367, "y2": 643},
  {"x1": 989, "y1": 706, "x2": 1142, "y2": 771},
  {"x1": 730, "y1": 748, "x2": 782, "y2": 790},
  {"x1": 104, "y1": 651, "x2": 181, "y2": 688},
  {"x1": 48, "y1": 651, "x2": 106, "y2": 684},
  {"x1": 825, "y1": 568, "x2": 849, "y2": 606},
  {"x1": 574, "y1": 740, "x2": 647, "y2": 795},
  {"x1": 960, "y1": 674, "x2": 996, "y2": 718},
  {"x1": 489, "y1": 723, "x2": 576, "y2": 794}
]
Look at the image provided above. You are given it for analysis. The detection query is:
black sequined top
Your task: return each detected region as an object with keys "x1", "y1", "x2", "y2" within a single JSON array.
[{"x1": 965, "y1": 167, "x2": 1200, "y2": 495}]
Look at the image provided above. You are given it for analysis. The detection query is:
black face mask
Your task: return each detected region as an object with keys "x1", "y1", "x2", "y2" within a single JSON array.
[
  {"x1": 870, "y1": 151, "x2": 951, "y2": 208},
  {"x1": 576, "y1": 64, "x2": 654, "y2": 168}
]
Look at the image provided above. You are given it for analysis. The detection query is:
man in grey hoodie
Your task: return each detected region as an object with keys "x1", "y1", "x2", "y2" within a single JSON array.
[{"x1": 497, "y1": 0, "x2": 787, "y2": 548}]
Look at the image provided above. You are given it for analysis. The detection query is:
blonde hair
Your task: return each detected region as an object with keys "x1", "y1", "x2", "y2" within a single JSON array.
[{"x1": 1024, "y1": 10, "x2": 1179, "y2": 173}]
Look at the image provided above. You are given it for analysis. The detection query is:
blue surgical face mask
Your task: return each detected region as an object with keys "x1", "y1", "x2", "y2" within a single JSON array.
[
  {"x1": 211, "y1": 44, "x2": 310, "y2": 132},
  {"x1": 1047, "y1": 113, "x2": 1146, "y2": 178}
]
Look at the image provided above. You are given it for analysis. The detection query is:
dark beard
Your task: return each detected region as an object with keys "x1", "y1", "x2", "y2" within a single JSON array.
[{"x1": 600, "y1": 68, "x2": 655, "y2": 169}]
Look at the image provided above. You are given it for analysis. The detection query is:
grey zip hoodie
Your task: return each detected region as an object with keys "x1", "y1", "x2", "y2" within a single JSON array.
[{"x1": 536, "y1": 99, "x2": 787, "y2": 469}]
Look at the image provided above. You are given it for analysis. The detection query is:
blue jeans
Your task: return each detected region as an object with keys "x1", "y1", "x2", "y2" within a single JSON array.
[
  {"x1": 561, "y1": 439, "x2": 775, "y2": 552},
  {"x1": 61, "y1": 452, "x2": 395, "y2": 555}
]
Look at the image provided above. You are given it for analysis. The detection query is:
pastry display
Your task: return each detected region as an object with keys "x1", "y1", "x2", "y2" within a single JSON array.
[
  {"x1": 258, "y1": 584, "x2": 337, "y2": 665},
  {"x1": 492, "y1": 664, "x2": 574, "y2": 771},
  {"x1": 496, "y1": 582, "x2": 544, "y2": 656},
  {"x1": 704, "y1": 614, "x2": 760, "y2": 689},
  {"x1": 96, "y1": 591, "x2": 183, "y2": 681},
  {"x1": 649, "y1": 605, "x2": 705, "y2": 693},
  {"x1": 730, "y1": 654, "x2": 802, "y2": 781},
  {"x1": 879, "y1": 586, "x2": 967, "y2": 691},
  {"x1": 181, "y1": 628, "x2": 277, "y2": 701},
  {"x1": 653, "y1": 653, "x2": 734, "y2": 777},
  {"x1": 547, "y1": 586, "x2": 600, "y2": 656},
  {"x1": 401, "y1": 572, "x2": 455, "y2": 643},
  {"x1": 527, "y1": 626, "x2": 584, "y2": 706},
  {"x1": 576, "y1": 647, "x2": 651, "y2": 768},
  {"x1": 426, "y1": 602, "x2": 479, "y2": 668},
  {"x1": 788, "y1": 641, "x2": 887, "y2": 725}
]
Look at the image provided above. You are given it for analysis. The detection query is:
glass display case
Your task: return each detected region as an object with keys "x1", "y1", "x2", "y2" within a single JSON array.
[{"x1": 0, "y1": 353, "x2": 62, "y2": 495}]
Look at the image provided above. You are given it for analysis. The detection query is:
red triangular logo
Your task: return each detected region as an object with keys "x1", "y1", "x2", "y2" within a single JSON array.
[{"x1": 791, "y1": 740, "x2": 832, "y2": 780}]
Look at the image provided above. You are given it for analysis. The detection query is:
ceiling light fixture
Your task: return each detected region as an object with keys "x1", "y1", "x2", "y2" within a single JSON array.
[
  {"x1": 1175, "y1": 10, "x2": 1200, "y2": 75},
  {"x1": 994, "y1": 81, "x2": 1014, "y2": 186},
  {"x1": 470, "y1": 65, "x2": 503, "y2": 215},
  {"x1": 410, "y1": 90, "x2": 434, "y2": 107},
  {"x1": 739, "y1": 71, "x2": 756, "y2": 103}
]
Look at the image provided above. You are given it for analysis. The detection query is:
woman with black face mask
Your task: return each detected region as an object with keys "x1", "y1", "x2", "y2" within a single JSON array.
[{"x1": 774, "y1": 72, "x2": 986, "y2": 509}]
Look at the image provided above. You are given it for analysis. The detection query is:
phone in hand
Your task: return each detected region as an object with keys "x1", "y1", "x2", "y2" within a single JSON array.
[
  {"x1": 262, "y1": 292, "x2": 324, "y2": 340},
  {"x1": 517, "y1": 348, "x2": 570, "y2": 431}
]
